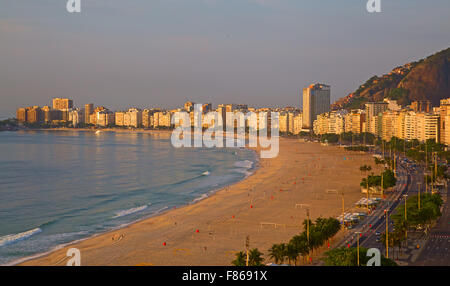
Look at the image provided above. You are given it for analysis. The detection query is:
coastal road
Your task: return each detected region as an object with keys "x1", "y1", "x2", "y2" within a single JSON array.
[
  {"x1": 337, "y1": 158, "x2": 414, "y2": 251},
  {"x1": 358, "y1": 161, "x2": 416, "y2": 252},
  {"x1": 412, "y1": 181, "x2": 450, "y2": 266}
]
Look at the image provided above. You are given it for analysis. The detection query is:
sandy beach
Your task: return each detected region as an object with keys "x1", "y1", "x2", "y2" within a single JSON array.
[{"x1": 19, "y1": 137, "x2": 381, "y2": 266}]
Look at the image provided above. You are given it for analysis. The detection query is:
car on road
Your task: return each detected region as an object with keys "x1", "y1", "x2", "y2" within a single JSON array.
[{"x1": 375, "y1": 231, "x2": 381, "y2": 236}]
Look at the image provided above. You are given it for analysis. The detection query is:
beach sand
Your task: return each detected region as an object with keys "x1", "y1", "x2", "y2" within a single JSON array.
[{"x1": 20, "y1": 138, "x2": 381, "y2": 266}]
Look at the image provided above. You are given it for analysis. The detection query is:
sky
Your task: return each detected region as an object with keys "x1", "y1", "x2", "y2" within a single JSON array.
[{"x1": 1, "y1": 0, "x2": 450, "y2": 114}]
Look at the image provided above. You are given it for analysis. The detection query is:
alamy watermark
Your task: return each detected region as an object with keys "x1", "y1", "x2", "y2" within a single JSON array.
[
  {"x1": 66, "y1": 248, "x2": 81, "y2": 266},
  {"x1": 367, "y1": 0, "x2": 382, "y2": 13},
  {"x1": 171, "y1": 104, "x2": 279, "y2": 159},
  {"x1": 66, "y1": 0, "x2": 81, "y2": 13}
]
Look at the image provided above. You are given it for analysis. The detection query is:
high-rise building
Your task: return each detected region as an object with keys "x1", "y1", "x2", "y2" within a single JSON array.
[
  {"x1": 365, "y1": 102, "x2": 388, "y2": 136},
  {"x1": 115, "y1": 111, "x2": 125, "y2": 126},
  {"x1": 439, "y1": 98, "x2": 450, "y2": 144},
  {"x1": 313, "y1": 110, "x2": 346, "y2": 135},
  {"x1": 444, "y1": 115, "x2": 450, "y2": 146},
  {"x1": 381, "y1": 111, "x2": 401, "y2": 141},
  {"x1": 127, "y1": 108, "x2": 142, "y2": 128},
  {"x1": 344, "y1": 110, "x2": 365, "y2": 134},
  {"x1": 52, "y1": 98, "x2": 73, "y2": 110},
  {"x1": 142, "y1": 109, "x2": 154, "y2": 128},
  {"x1": 293, "y1": 113, "x2": 303, "y2": 135},
  {"x1": 416, "y1": 113, "x2": 439, "y2": 143},
  {"x1": 16, "y1": 108, "x2": 27, "y2": 122},
  {"x1": 96, "y1": 110, "x2": 115, "y2": 127},
  {"x1": 41, "y1": 106, "x2": 59, "y2": 122},
  {"x1": 69, "y1": 109, "x2": 85, "y2": 127},
  {"x1": 25, "y1": 106, "x2": 44, "y2": 123},
  {"x1": 279, "y1": 113, "x2": 289, "y2": 133},
  {"x1": 302, "y1": 83, "x2": 330, "y2": 129},
  {"x1": 85, "y1": 103, "x2": 94, "y2": 124}
]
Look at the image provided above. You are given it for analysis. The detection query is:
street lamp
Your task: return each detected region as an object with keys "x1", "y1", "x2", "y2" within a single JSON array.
[
  {"x1": 306, "y1": 208, "x2": 310, "y2": 264},
  {"x1": 355, "y1": 231, "x2": 361, "y2": 266},
  {"x1": 245, "y1": 235, "x2": 250, "y2": 267},
  {"x1": 384, "y1": 209, "x2": 389, "y2": 259},
  {"x1": 403, "y1": 194, "x2": 408, "y2": 247}
]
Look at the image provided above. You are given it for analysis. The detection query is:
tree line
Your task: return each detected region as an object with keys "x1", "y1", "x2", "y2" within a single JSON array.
[{"x1": 231, "y1": 217, "x2": 341, "y2": 266}]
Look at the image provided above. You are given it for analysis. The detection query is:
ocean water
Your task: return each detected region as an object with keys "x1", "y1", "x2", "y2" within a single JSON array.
[{"x1": 0, "y1": 130, "x2": 257, "y2": 265}]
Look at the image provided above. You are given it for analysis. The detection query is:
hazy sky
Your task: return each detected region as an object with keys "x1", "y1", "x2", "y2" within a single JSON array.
[{"x1": 1, "y1": 0, "x2": 450, "y2": 113}]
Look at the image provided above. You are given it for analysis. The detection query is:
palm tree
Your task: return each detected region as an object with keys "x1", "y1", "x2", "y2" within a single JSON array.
[
  {"x1": 248, "y1": 248, "x2": 264, "y2": 266},
  {"x1": 232, "y1": 248, "x2": 264, "y2": 266},
  {"x1": 268, "y1": 243, "x2": 286, "y2": 264},
  {"x1": 285, "y1": 243, "x2": 299, "y2": 265},
  {"x1": 289, "y1": 235, "x2": 310, "y2": 264},
  {"x1": 231, "y1": 251, "x2": 246, "y2": 266}
]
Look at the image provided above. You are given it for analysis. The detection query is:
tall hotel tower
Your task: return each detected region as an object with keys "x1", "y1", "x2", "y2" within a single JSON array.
[{"x1": 302, "y1": 83, "x2": 331, "y2": 129}]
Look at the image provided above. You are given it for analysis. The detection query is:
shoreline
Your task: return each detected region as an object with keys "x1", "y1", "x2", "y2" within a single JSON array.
[
  {"x1": 4, "y1": 128, "x2": 260, "y2": 266},
  {"x1": 17, "y1": 137, "x2": 381, "y2": 266},
  {"x1": 7, "y1": 162, "x2": 259, "y2": 266}
]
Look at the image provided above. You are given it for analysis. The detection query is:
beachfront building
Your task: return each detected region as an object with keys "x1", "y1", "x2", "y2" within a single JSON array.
[
  {"x1": 41, "y1": 106, "x2": 61, "y2": 123},
  {"x1": 115, "y1": 111, "x2": 125, "y2": 126},
  {"x1": 16, "y1": 106, "x2": 44, "y2": 124},
  {"x1": 127, "y1": 108, "x2": 142, "y2": 128},
  {"x1": 313, "y1": 110, "x2": 347, "y2": 135},
  {"x1": 52, "y1": 98, "x2": 73, "y2": 110},
  {"x1": 153, "y1": 111, "x2": 172, "y2": 128},
  {"x1": 404, "y1": 111, "x2": 419, "y2": 141},
  {"x1": 115, "y1": 108, "x2": 142, "y2": 128},
  {"x1": 381, "y1": 111, "x2": 400, "y2": 141},
  {"x1": 26, "y1": 106, "x2": 45, "y2": 123},
  {"x1": 365, "y1": 102, "x2": 388, "y2": 136},
  {"x1": 302, "y1": 83, "x2": 331, "y2": 129},
  {"x1": 416, "y1": 113, "x2": 440, "y2": 143},
  {"x1": 439, "y1": 98, "x2": 450, "y2": 145},
  {"x1": 279, "y1": 112, "x2": 289, "y2": 133},
  {"x1": 96, "y1": 110, "x2": 115, "y2": 127},
  {"x1": 85, "y1": 103, "x2": 94, "y2": 124},
  {"x1": 278, "y1": 111, "x2": 301, "y2": 134},
  {"x1": 16, "y1": 108, "x2": 27, "y2": 122},
  {"x1": 344, "y1": 110, "x2": 365, "y2": 134},
  {"x1": 293, "y1": 113, "x2": 303, "y2": 135},
  {"x1": 69, "y1": 108, "x2": 85, "y2": 127},
  {"x1": 89, "y1": 106, "x2": 107, "y2": 126},
  {"x1": 142, "y1": 109, "x2": 155, "y2": 128}
]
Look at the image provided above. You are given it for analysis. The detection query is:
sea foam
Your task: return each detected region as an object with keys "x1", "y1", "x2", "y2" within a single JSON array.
[
  {"x1": 0, "y1": 228, "x2": 42, "y2": 247},
  {"x1": 113, "y1": 205, "x2": 149, "y2": 218}
]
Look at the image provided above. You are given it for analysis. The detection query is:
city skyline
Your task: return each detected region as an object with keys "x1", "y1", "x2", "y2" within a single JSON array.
[{"x1": 2, "y1": 0, "x2": 450, "y2": 113}]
